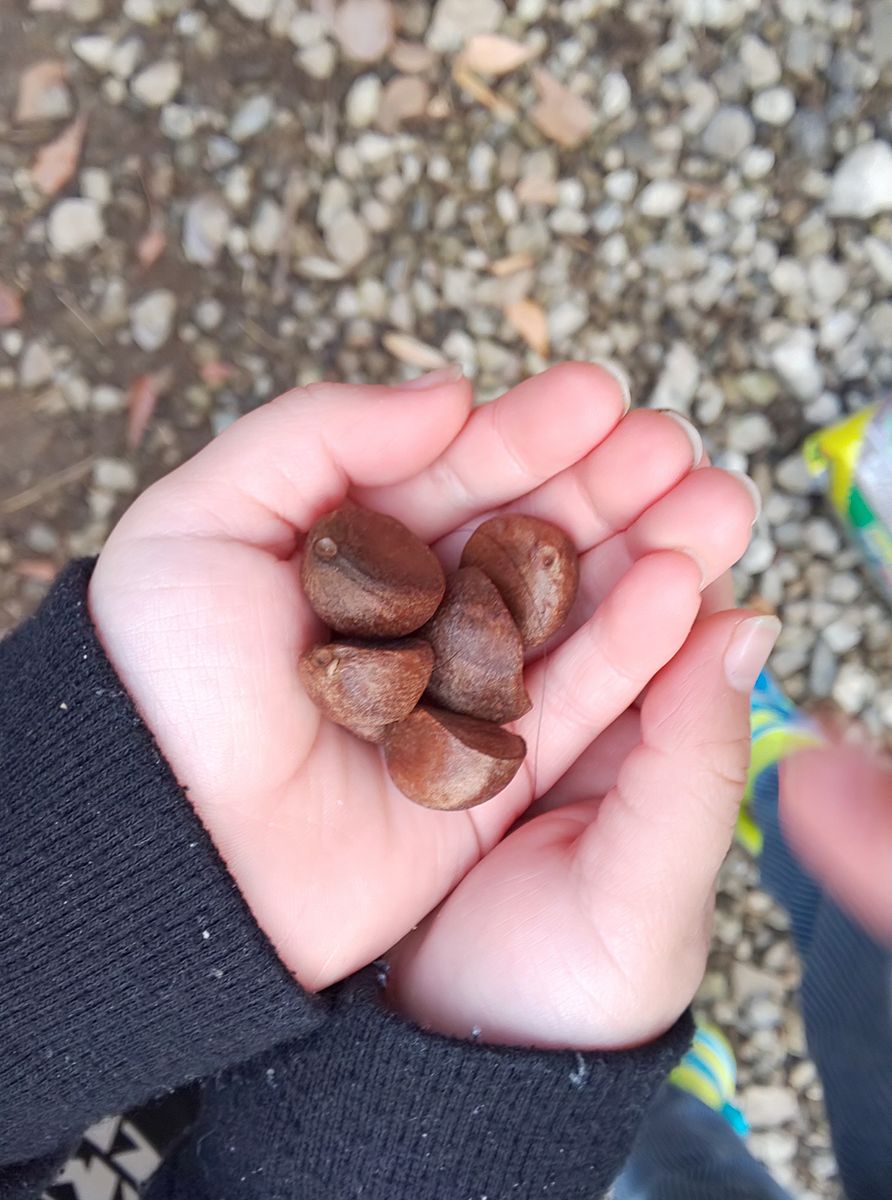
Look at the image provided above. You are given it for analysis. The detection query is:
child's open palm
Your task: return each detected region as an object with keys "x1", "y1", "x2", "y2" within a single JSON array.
[{"x1": 90, "y1": 364, "x2": 768, "y2": 1048}]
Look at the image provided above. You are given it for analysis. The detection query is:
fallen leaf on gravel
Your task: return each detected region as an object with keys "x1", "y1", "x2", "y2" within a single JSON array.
[
  {"x1": 529, "y1": 68, "x2": 595, "y2": 149},
  {"x1": 137, "y1": 224, "x2": 167, "y2": 269},
  {"x1": 127, "y1": 368, "x2": 172, "y2": 451},
  {"x1": 459, "y1": 34, "x2": 538, "y2": 76},
  {"x1": 31, "y1": 116, "x2": 87, "y2": 195},
  {"x1": 505, "y1": 298, "x2": 549, "y2": 357},
  {"x1": 382, "y1": 331, "x2": 449, "y2": 370},
  {"x1": 378, "y1": 76, "x2": 431, "y2": 132},
  {"x1": 389, "y1": 40, "x2": 436, "y2": 73},
  {"x1": 200, "y1": 361, "x2": 235, "y2": 386},
  {"x1": 16, "y1": 60, "x2": 68, "y2": 123},
  {"x1": 452, "y1": 62, "x2": 516, "y2": 121},
  {"x1": 333, "y1": 0, "x2": 395, "y2": 62},
  {"x1": 0, "y1": 283, "x2": 23, "y2": 327},
  {"x1": 15, "y1": 559, "x2": 57, "y2": 583},
  {"x1": 489, "y1": 251, "x2": 535, "y2": 276}
]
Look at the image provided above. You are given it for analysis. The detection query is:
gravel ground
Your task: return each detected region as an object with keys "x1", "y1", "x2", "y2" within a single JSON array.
[{"x1": 3, "y1": 0, "x2": 892, "y2": 1195}]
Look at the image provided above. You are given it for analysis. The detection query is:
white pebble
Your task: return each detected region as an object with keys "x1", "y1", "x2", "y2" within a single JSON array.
[
  {"x1": 828, "y1": 140, "x2": 892, "y2": 220},
  {"x1": 183, "y1": 195, "x2": 231, "y2": 266},
  {"x1": 770, "y1": 328, "x2": 823, "y2": 400},
  {"x1": 47, "y1": 198, "x2": 104, "y2": 257},
  {"x1": 702, "y1": 106, "x2": 755, "y2": 160},
  {"x1": 130, "y1": 289, "x2": 177, "y2": 352},
  {"x1": 73, "y1": 34, "x2": 114, "y2": 71},
  {"x1": 227, "y1": 0, "x2": 274, "y2": 18},
  {"x1": 324, "y1": 209, "x2": 371, "y2": 269},
  {"x1": 229, "y1": 94, "x2": 274, "y2": 142},
  {"x1": 345, "y1": 75, "x2": 382, "y2": 128},
  {"x1": 744, "y1": 1086, "x2": 799, "y2": 1129},
  {"x1": 637, "y1": 179, "x2": 685, "y2": 218},
  {"x1": 739, "y1": 34, "x2": 781, "y2": 88},
  {"x1": 752, "y1": 86, "x2": 796, "y2": 126},
  {"x1": 649, "y1": 342, "x2": 700, "y2": 414},
  {"x1": 832, "y1": 662, "x2": 876, "y2": 714},
  {"x1": 94, "y1": 459, "x2": 137, "y2": 494},
  {"x1": 131, "y1": 60, "x2": 181, "y2": 107}
]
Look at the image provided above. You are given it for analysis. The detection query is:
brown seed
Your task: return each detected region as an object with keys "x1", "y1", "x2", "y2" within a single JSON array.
[
  {"x1": 301, "y1": 506, "x2": 446, "y2": 637},
  {"x1": 423, "y1": 567, "x2": 531, "y2": 723},
  {"x1": 383, "y1": 705, "x2": 526, "y2": 810},
  {"x1": 460, "y1": 514, "x2": 578, "y2": 648},
  {"x1": 299, "y1": 638, "x2": 434, "y2": 741}
]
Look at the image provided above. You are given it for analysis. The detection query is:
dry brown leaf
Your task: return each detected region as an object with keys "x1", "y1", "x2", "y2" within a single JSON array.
[
  {"x1": 489, "y1": 252, "x2": 535, "y2": 277},
  {"x1": 16, "y1": 60, "x2": 67, "y2": 123},
  {"x1": 378, "y1": 76, "x2": 431, "y2": 132},
  {"x1": 137, "y1": 224, "x2": 167, "y2": 269},
  {"x1": 382, "y1": 331, "x2": 448, "y2": 371},
  {"x1": 31, "y1": 116, "x2": 87, "y2": 196},
  {"x1": 127, "y1": 367, "x2": 172, "y2": 451},
  {"x1": 15, "y1": 558, "x2": 57, "y2": 582},
  {"x1": 529, "y1": 68, "x2": 595, "y2": 149},
  {"x1": 389, "y1": 40, "x2": 436, "y2": 73},
  {"x1": 451, "y1": 62, "x2": 516, "y2": 121},
  {"x1": 459, "y1": 34, "x2": 538, "y2": 77},
  {"x1": 505, "y1": 298, "x2": 549, "y2": 357},
  {"x1": 515, "y1": 174, "x2": 558, "y2": 205},
  {"x1": 0, "y1": 283, "x2": 23, "y2": 327},
  {"x1": 333, "y1": 0, "x2": 395, "y2": 63},
  {"x1": 200, "y1": 361, "x2": 235, "y2": 386}
]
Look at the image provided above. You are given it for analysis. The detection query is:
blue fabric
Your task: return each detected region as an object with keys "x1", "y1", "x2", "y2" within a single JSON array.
[{"x1": 614, "y1": 762, "x2": 892, "y2": 1199}]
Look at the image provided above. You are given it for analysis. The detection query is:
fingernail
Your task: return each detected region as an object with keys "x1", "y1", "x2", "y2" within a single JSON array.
[
  {"x1": 394, "y1": 364, "x2": 464, "y2": 390},
  {"x1": 725, "y1": 470, "x2": 762, "y2": 523},
  {"x1": 591, "y1": 359, "x2": 632, "y2": 412},
  {"x1": 657, "y1": 410, "x2": 704, "y2": 466},
  {"x1": 724, "y1": 616, "x2": 781, "y2": 693}
]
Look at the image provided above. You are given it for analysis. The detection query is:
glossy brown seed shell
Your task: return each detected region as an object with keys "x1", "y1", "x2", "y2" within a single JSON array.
[
  {"x1": 301, "y1": 506, "x2": 446, "y2": 637},
  {"x1": 383, "y1": 704, "x2": 526, "y2": 810},
  {"x1": 423, "y1": 567, "x2": 531, "y2": 723},
  {"x1": 299, "y1": 638, "x2": 434, "y2": 742},
  {"x1": 460, "y1": 514, "x2": 578, "y2": 648}
]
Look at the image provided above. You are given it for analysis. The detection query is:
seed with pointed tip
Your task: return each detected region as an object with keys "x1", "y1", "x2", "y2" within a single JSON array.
[
  {"x1": 423, "y1": 567, "x2": 531, "y2": 723},
  {"x1": 383, "y1": 704, "x2": 526, "y2": 810},
  {"x1": 299, "y1": 638, "x2": 434, "y2": 741},
  {"x1": 301, "y1": 506, "x2": 445, "y2": 637},
  {"x1": 460, "y1": 514, "x2": 578, "y2": 648}
]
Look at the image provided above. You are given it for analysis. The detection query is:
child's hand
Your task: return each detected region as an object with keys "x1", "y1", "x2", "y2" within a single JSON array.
[
  {"x1": 89, "y1": 364, "x2": 757, "y2": 1008},
  {"x1": 388, "y1": 607, "x2": 779, "y2": 1049}
]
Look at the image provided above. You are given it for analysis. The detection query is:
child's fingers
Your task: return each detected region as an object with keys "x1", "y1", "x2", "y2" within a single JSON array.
[
  {"x1": 432, "y1": 408, "x2": 700, "y2": 566},
  {"x1": 699, "y1": 570, "x2": 737, "y2": 617},
  {"x1": 549, "y1": 468, "x2": 757, "y2": 650},
  {"x1": 526, "y1": 710, "x2": 641, "y2": 817},
  {"x1": 512, "y1": 551, "x2": 703, "y2": 797},
  {"x1": 360, "y1": 362, "x2": 628, "y2": 542},
  {"x1": 114, "y1": 376, "x2": 472, "y2": 553},
  {"x1": 573, "y1": 611, "x2": 779, "y2": 954},
  {"x1": 781, "y1": 748, "x2": 892, "y2": 944}
]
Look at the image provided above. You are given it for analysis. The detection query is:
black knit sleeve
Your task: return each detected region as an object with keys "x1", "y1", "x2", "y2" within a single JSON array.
[
  {"x1": 2, "y1": 561, "x2": 690, "y2": 1200},
  {"x1": 148, "y1": 967, "x2": 692, "y2": 1200},
  {"x1": 0, "y1": 562, "x2": 328, "y2": 1182}
]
